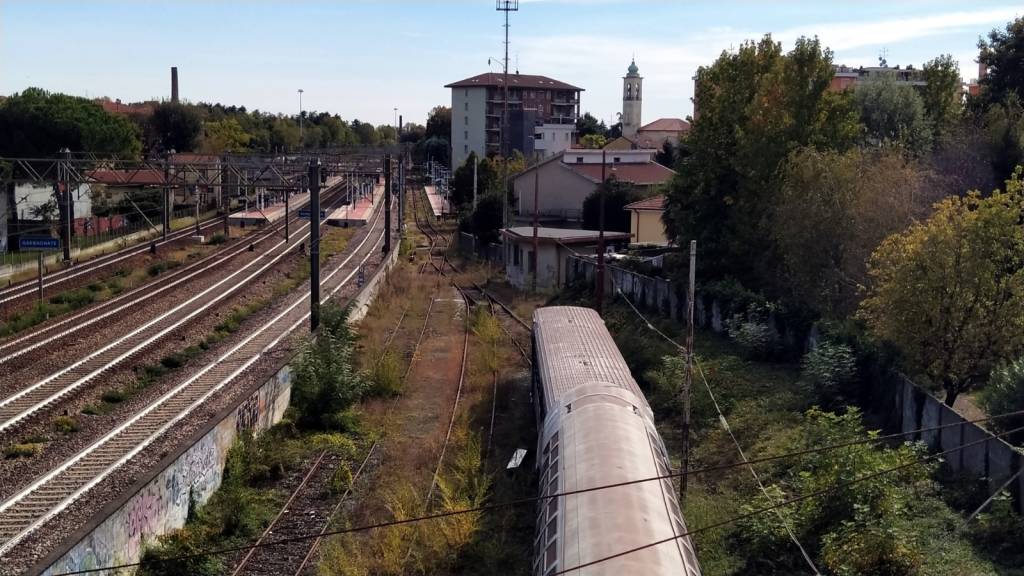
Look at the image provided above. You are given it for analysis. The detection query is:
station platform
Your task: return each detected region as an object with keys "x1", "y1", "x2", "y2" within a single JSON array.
[
  {"x1": 325, "y1": 184, "x2": 383, "y2": 227},
  {"x1": 425, "y1": 185, "x2": 450, "y2": 218},
  {"x1": 227, "y1": 191, "x2": 310, "y2": 227}
]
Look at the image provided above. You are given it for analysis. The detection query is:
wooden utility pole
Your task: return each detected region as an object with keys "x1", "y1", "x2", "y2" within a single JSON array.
[
  {"x1": 681, "y1": 239, "x2": 696, "y2": 499},
  {"x1": 531, "y1": 158, "x2": 540, "y2": 293},
  {"x1": 596, "y1": 149, "x2": 607, "y2": 315}
]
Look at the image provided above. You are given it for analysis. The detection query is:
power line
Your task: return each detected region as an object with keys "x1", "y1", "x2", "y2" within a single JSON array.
[
  {"x1": 550, "y1": 422, "x2": 1024, "y2": 576},
  {"x1": 46, "y1": 414, "x2": 1024, "y2": 576},
  {"x1": 607, "y1": 269, "x2": 821, "y2": 573}
]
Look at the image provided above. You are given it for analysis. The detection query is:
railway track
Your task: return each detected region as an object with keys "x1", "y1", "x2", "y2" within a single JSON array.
[
  {"x1": 0, "y1": 184, "x2": 349, "y2": 366},
  {"x1": 0, "y1": 214, "x2": 226, "y2": 306},
  {"x1": 0, "y1": 184, "x2": 358, "y2": 433},
  {"x1": 0, "y1": 195, "x2": 390, "y2": 556},
  {"x1": 232, "y1": 238, "x2": 429, "y2": 576}
]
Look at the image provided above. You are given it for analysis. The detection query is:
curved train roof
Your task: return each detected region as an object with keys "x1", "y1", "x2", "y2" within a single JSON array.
[{"x1": 533, "y1": 306, "x2": 647, "y2": 411}]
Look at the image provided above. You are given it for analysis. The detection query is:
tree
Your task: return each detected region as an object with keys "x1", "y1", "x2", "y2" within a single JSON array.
[
  {"x1": 920, "y1": 54, "x2": 963, "y2": 135},
  {"x1": 449, "y1": 152, "x2": 496, "y2": 210},
  {"x1": 425, "y1": 105, "x2": 452, "y2": 141},
  {"x1": 859, "y1": 171, "x2": 1024, "y2": 406},
  {"x1": 200, "y1": 119, "x2": 251, "y2": 153},
  {"x1": 977, "y1": 16, "x2": 1024, "y2": 107},
  {"x1": 0, "y1": 87, "x2": 141, "y2": 158},
  {"x1": 581, "y1": 177, "x2": 642, "y2": 232},
  {"x1": 662, "y1": 35, "x2": 860, "y2": 289},
  {"x1": 579, "y1": 134, "x2": 607, "y2": 149},
  {"x1": 978, "y1": 358, "x2": 1024, "y2": 444},
  {"x1": 982, "y1": 93, "x2": 1024, "y2": 184},
  {"x1": 465, "y1": 193, "x2": 504, "y2": 245},
  {"x1": 738, "y1": 408, "x2": 932, "y2": 575},
  {"x1": 854, "y1": 73, "x2": 933, "y2": 155},
  {"x1": 773, "y1": 147, "x2": 934, "y2": 317},
  {"x1": 151, "y1": 102, "x2": 201, "y2": 153},
  {"x1": 350, "y1": 120, "x2": 379, "y2": 147},
  {"x1": 576, "y1": 112, "x2": 607, "y2": 138}
]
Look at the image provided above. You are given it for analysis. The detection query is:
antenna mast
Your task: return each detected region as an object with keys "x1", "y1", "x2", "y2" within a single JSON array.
[{"x1": 496, "y1": 0, "x2": 519, "y2": 228}]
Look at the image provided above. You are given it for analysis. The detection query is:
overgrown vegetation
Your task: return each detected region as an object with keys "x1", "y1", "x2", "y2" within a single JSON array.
[{"x1": 291, "y1": 303, "x2": 367, "y2": 430}]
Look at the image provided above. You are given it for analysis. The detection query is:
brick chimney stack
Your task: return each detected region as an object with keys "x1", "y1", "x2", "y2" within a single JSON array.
[{"x1": 171, "y1": 67, "x2": 179, "y2": 103}]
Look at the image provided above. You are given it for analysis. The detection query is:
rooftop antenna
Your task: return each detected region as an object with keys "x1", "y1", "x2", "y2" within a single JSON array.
[
  {"x1": 515, "y1": 52, "x2": 519, "y2": 74},
  {"x1": 879, "y1": 48, "x2": 889, "y2": 67}
]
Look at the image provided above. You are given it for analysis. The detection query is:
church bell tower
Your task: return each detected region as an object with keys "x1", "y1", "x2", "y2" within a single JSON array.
[{"x1": 622, "y1": 59, "x2": 642, "y2": 138}]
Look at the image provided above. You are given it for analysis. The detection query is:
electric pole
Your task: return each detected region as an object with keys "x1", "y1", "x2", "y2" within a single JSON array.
[
  {"x1": 384, "y1": 154, "x2": 392, "y2": 254},
  {"x1": 61, "y1": 148, "x2": 72, "y2": 263},
  {"x1": 497, "y1": 0, "x2": 519, "y2": 230},
  {"x1": 681, "y1": 240, "x2": 696, "y2": 499},
  {"x1": 531, "y1": 157, "x2": 539, "y2": 293},
  {"x1": 309, "y1": 158, "x2": 321, "y2": 333},
  {"x1": 473, "y1": 155, "x2": 478, "y2": 211},
  {"x1": 596, "y1": 149, "x2": 606, "y2": 315}
]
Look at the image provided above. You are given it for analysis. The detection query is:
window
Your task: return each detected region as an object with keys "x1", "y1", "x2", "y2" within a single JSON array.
[
  {"x1": 464, "y1": 102, "x2": 468, "y2": 111},
  {"x1": 464, "y1": 89, "x2": 468, "y2": 96},
  {"x1": 528, "y1": 250, "x2": 536, "y2": 273},
  {"x1": 513, "y1": 245, "x2": 521, "y2": 266},
  {"x1": 613, "y1": 157, "x2": 621, "y2": 163},
  {"x1": 464, "y1": 116, "x2": 469, "y2": 126},
  {"x1": 464, "y1": 145, "x2": 468, "y2": 154},
  {"x1": 576, "y1": 156, "x2": 584, "y2": 164},
  {"x1": 464, "y1": 130, "x2": 468, "y2": 140},
  {"x1": 565, "y1": 132, "x2": 570, "y2": 141},
  {"x1": 536, "y1": 132, "x2": 544, "y2": 140}
]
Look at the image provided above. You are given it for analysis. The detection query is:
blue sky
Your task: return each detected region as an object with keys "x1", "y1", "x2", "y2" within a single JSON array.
[{"x1": 1, "y1": 1, "x2": 1020, "y2": 127}]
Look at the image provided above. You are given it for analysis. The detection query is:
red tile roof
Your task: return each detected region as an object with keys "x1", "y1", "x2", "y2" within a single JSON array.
[
  {"x1": 565, "y1": 162, "x2": 675, "y2": 186},
  {"x1": 624, "y1": 195, "x2": 666, "y2": 211},
  {"x1": 639, "y1": 117, "x2": 690, "y2": 132},
  {"x1": 445, "y1": 72, "x2": 583, "y2": 91},
  {"x1": 86, "y1": 169, "x2": 165, "y2": 186}
]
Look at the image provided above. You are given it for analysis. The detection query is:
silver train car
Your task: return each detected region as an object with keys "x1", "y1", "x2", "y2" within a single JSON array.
[{"x1": 531, "y1": 306, "x2": 702, "y2": 576}]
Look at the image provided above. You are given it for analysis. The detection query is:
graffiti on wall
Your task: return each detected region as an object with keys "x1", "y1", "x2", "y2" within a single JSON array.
[{"x1": 43, "y1": 368, "x2": 292, "y2": 575}]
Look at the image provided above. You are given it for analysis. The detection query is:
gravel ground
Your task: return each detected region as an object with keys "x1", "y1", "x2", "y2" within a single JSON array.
[{"x1": 0, "y1": 217, "x2": 387, "y2": 574}]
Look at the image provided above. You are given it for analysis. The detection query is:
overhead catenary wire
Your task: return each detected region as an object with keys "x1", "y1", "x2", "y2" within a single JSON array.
[
  {"x1": 46, "y1": 416, "x2": 1024, "y2": 576},
  {"x1": 606, "y1": 269, "x2": 821, "y2": 574}
]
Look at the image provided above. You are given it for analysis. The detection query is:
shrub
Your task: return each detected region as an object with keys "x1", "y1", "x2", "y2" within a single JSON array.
[
  {"x1": 978, "y1": 358, "x2": 1024, "y2": 444},
  {"x1": 160, "y1": 353, "x2": 185, "y2": 369},
  {"x1": 292, "y1": 305, "x2": 367, "y2": 430},
  {"x1": 369, "y1": 350, "x2": 403, "y2": 397},
  {"x1": 49, "y1": 288, "x2": 95, "y2": 308},
  {"x1": 101, "y1": 388, "x2": 127, "y2": 403},
  {"x1": 138, "y1": 527, "x2": 222, "y2": 576},
  {"x1": 4, "y1": 443, "x2": 42, "y2": 459},
  {"x1": 725, "y1": 314, "x2": 779, "y2": 359},
  {"x1": 147, "y1": 262, "x2": 169, "y2": 277},
  {"x1": 643, "y1": 355, "x2": 684, "y2": 416},
  {"x1": 52, "y1": 415, "x2": 79, "y2": 434},
  {"x1": 86, "y1": 281, "x2": 104, "y2": 292},
  {"x1": 329, "y1": 462, "x2": 354, "y2": 495},
  {"x1": 801, "y1": 341, "x2": 857, "y2": 403},
  {"x1": 208, "y1": 233, "x2": 226, "y2": 245}
]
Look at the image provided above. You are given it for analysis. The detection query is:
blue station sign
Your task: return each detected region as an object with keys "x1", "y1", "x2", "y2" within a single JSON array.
[
  {"x1": 19, "y1": 236, "x2": 60, "y2": 251},
  {"x1": 298, "y1": 209, "x2": 327, "y2": 219}
]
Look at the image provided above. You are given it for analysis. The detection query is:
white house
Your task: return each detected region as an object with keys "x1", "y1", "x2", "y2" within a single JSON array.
[{"x1": 501, "y1": 226, "x2": 631, "y2": 291}]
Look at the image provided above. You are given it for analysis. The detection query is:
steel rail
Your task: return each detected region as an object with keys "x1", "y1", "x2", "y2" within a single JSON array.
[
  {"x1": 0, "y1": 187, "x2": 341, "y2": 363},
  {"x1": 0, "y1": 185, "x2": 354, "y2": 431},
  {"x1": 0, "y1": 203, "x2": 387, "y2": 556}
]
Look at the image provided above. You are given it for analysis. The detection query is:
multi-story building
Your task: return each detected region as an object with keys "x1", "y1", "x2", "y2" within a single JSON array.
[{"x1": 445, "y1": 72, "x2": 583, "y2": 168}]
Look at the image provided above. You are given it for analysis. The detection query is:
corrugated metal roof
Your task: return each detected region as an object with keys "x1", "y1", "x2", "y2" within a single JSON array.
[{"x1": 533, "y1": 306, "x2": 646, "y2": 411}]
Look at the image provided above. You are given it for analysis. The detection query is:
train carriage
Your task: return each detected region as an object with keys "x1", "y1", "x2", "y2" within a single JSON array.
[{"x1": 532, "y1": 306, "x2": 702, "y2": 576}]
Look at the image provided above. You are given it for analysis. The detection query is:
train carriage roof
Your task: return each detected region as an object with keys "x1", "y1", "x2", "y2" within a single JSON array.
[{"x1": 533, "y1": 306, "x2": 648, "y2": 410}]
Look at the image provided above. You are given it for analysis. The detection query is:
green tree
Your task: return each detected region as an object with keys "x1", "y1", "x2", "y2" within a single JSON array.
[
  {"x1": 859, "y1": 171, "x2": 1024, "y2": 406},
  {"x1": 350, "y1": 119, "x2": 379, "y2": 147},
  {"x1": 151, "y1": 102, "x2": 201, "y2": 153},
  {"x1": 773, "y1": 147, "x2": 933, "y2": 317},
  {"x1": 0, "y1": 87, "x2": 141, "y2": 157},
  {"x1": 978, "y1": 357, "x2": 1024, "y2": 444},
  {"x1": 920, "y1": 54, "x2": 963, "y2": 135},
  {"x1": 425, "y1": 105, "x2": 452, "y2": 141},
  {"x1": 663, "y1": 35, "x2": 860, "y2": 289},
  {"x1": 449, "y1": 152, "x2": 496, "y2": 210},
  {"x1": 576, "y1": 112, "x2": 607, "y2": 138},
  {"x1": 581, "y1": 177, "x2": 642, "y2": 232},
  {"x1": 738, "y1": 408, "x2": 932, "y2": 575},
  {"x1": 982, "y1": 93, "x2": 1024, "y2": 183},
  {"x1": 977, "y1": 16, "x2": 1024, "y2": 107},
  {"x1": 465, "y1": 193, "x2": 504, "y2": 245},
  {"x1": 579, "y1": 133, "x2": 607, "y2": 149},
  {"x1": 854, "y1": 73, "x2": 933, "y2": 155},
  {"x1": 200, "y1": 118, "x2": 251, "y2": 153}
]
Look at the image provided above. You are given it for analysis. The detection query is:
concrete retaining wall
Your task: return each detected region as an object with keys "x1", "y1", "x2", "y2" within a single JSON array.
[
  {"x1": 39, "y1": 368, "x2": 292, "y2": 575},
  {"x1": 36, "y1": 234, "x2": 402, "y2": 575}
]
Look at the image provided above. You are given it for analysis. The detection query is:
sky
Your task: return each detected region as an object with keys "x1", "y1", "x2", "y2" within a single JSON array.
[{"x1": 1, "y1": 1, "x2": 1021, "y2": 128}]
